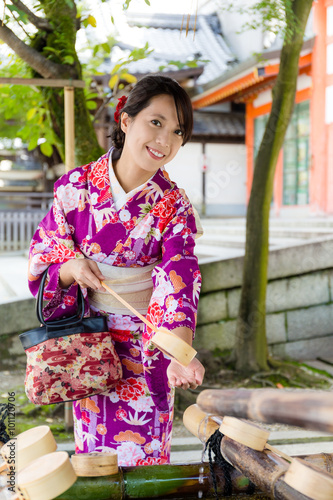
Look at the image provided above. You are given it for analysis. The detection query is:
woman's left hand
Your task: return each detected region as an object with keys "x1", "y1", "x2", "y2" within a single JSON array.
[{"x1": 167, "y1": 357, "x2": 205, "y2": 390}]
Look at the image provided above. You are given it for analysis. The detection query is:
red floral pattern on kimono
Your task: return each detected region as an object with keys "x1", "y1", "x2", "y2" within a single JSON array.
[{"x1": 28, "y1": 148, "x2": 201, "y2": 466}]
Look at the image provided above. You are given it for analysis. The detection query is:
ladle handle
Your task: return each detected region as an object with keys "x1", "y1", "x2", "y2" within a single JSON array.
[
  {"x1": 0, "y1": 462, "x2": 8, "y2": 474},
  {"x1": 101, "y1": 281, "x2": 157, "y2": 332},
  {"x1": 265, "y1": 443, "x2": 293, "y2": 463}
]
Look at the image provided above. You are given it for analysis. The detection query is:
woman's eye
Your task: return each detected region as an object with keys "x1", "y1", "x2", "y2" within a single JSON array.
[
  {"x1": 152, "y1": 120, "x2": 161, "y2": 126},
  {"x1": 175, "y1": 129, "x2": 183, "y2": 136}
]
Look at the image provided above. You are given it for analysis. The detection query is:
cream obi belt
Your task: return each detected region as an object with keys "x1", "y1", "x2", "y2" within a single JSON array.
[{"x1": 88, "y1": 261, "x2": 160, "y2": 315}]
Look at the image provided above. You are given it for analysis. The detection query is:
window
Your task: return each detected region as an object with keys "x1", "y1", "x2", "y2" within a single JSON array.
[{"x1": 283, "y1": 100, "x2": 310, "y2": 205}]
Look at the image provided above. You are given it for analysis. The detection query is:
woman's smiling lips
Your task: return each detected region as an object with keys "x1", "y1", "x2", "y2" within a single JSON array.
[{"x1": 146, "y1": 146, "x2": 166, "y2": 160}]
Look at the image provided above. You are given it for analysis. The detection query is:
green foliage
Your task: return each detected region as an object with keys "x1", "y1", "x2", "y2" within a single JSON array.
[
  {"x1": 219, "y1": 0, "x2": 299, "y2": 43},
  {"x1": 0, "y1": 0, "x2": 209, "y2": 160},
  {"x1": 108, "y1": 42, "x2": 153, "y2": 92},
  {"x1": 0, "y1": 54, "x2": 58, "y2": 155},
  {"x1": 158, "y1": 57, "x2": 210, "y2": 72},
  {"x1": 7, "y1": 5, "x2": 29, "y2": 24}
]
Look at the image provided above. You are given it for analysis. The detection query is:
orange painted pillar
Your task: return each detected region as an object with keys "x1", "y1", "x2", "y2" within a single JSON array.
[
  {"x1": 311, "y1": 0, "x2": 327, "y2": 213},
  {"x1": 325, "y1": 0, "x2": 333, "y2": 213},
  {"x1": 327, "y1": 124, "x2": 333, "y2": 213}
]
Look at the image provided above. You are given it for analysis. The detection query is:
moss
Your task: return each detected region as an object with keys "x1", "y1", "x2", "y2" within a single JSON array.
[{"x1": 299, "y1": 362, "x2": 333, "y2": 380}]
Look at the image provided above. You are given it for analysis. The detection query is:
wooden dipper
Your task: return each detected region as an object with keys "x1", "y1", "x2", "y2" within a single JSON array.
[
  {"x1": 219, "y1": 416, "x2": 293, "y2": 463},
  {"x1": 284, "y1": 458, "x2": 333, "y2": 500},
  {"x1": 1, "y1": 426, "x2": 57, "y2": 474},
  {"x1": 13, "y1": 451, "x2": 77, "y2": 500}
]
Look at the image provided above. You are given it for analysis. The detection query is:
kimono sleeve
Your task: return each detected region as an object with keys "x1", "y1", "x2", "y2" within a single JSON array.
[
  {"x1": 28, "y1": 179, "x2": 86, "y2": 321},
  {"x1": 146, "y1": 195, "x2": 202, "y2": 340}
]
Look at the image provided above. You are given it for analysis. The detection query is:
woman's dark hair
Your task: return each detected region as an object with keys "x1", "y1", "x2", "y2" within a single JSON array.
[{"x1": 110, "y1": 75, "x2": 193, "y2": 150}]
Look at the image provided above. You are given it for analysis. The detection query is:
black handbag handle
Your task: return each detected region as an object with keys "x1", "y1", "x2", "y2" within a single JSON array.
[{"x1": 36, "y1": 269, "x2": 85, "y2": 327}]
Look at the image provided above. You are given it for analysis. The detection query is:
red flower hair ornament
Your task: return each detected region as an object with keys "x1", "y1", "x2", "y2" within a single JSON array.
[{"x1": 114, "y1": 95, "x2": 128, "y2": 123}]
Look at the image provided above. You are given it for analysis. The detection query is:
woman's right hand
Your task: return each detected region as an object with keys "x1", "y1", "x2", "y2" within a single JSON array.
[{"x1": 59, "y1": 259, "x2": 106, "y2": 291}]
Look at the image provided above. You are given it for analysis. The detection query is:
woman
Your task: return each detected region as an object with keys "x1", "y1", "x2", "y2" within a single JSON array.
[{"x1": 28, "y1": 75, "x2": 204, "y2": 466}]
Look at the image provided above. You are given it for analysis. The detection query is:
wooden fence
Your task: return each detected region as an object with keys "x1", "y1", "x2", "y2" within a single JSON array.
[{"x1": 0, "y1": 210, "x2": 47, "y2": 252}]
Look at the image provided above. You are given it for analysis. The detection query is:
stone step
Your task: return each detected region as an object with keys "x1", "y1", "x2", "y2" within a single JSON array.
[
  {"x1": 200, "y1": 226, "x2": 333, "y2": 239},
  {"x1": 196, "y1": 234, "x2": 304, "y2": 249},
  {"x1": 200, "y1": 217, "x2": 333, "y2": 228},
  {"x1": 304, "y1": 360, "x2": 333, "y2": 376}
]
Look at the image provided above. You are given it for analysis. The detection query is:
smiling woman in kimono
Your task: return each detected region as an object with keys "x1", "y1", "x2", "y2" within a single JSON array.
[{"x1": 28, "y1": 75, "x2": 205, "y2": 466}]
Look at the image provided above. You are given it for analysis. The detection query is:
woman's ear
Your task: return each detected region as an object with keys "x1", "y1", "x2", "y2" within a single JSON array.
[{"x1": 120, "y1": 112, "x2": 131, "y2": 134}]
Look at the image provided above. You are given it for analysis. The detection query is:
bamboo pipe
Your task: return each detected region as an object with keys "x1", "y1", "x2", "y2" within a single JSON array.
[
  {"x1": 101, "y1": 282, "x2": 197, "y2": 366},
  {"x1": 53, "y1": 462, "x2": 257, "y2": 499},
  {"x1": 220, "y1": 436, "x2": 333, "y2": 500},
  {"x1": 183, "y1": 406, "x2": 294, "y2": 464},
  {"x1": 197, "y1": 388, "x2": 333, "y2": 433},
  {"x1": 184, "y1": 405, "x2": 333, "y2": 499},
  {"x1": 183, "y1": 404, "x2": 221, "y2": 442},
  {"x1": 71, "y1": 452, "x2": 118, "y2": 476},
  {"x1": 220, "y1": 436, "x2": 303, "y2": 500},
  {"x1": 183, "y1": 406, "x2": 333, "y2": 471}
]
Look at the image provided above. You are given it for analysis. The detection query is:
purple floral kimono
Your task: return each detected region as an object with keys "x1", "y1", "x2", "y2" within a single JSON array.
[{"x1": 28, "y1": 148, "x2": 201, "y2": 466}]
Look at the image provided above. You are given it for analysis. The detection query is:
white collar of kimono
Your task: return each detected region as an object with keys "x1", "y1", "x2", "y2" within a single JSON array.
[{"x1": 108, "y1": 148, "x2": 160, "y2": 212}]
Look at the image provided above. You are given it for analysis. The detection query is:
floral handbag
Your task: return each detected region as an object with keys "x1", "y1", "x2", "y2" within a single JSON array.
[{"x1": 19, "y1": 271, "x2": 122, "y2": 405}]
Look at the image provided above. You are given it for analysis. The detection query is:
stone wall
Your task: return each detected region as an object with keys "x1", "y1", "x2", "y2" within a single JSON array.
[
  {"x1": 195, "y1": 238, "x2": 333, "y2": 360},
  {"x1": 2, "y1": 238, "x2": 333, "y2": 361}
]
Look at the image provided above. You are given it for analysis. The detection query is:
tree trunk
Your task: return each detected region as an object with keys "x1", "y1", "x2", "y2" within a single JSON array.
[{"x1": 235, "y1": 0, "x2": 313, "y2": 373}]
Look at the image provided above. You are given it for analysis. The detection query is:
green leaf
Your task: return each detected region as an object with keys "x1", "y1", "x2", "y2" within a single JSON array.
[
  {"x1": 87, "y1": 15, "x2": 97, "y2": 27},
  {"x1": 63, "y1": 55, "x2": 74, "y2": 65},
  {"x1": 121, "y1": 72, "x2": 137, "y2": 84},
  {"x1": 27, "y1": 136, "x2": 38, "y2": 151},
  {"x1": 112, "y1": 62, "x2": 126, "y2": 74},
  {"x1": 109, "y1": 74, "x2": 119, "y2": 89},
  {"x1": 86, "y1": 100, "x2": 97, "y2": 110},
  {"x1": 40, "y1": 141, "x2": 53, "y2": 157},
  {"x1": 43, "y1": 46, "x2": 59, "y2": 55},
  {"x1": 26, "y1": 108, "x2": 37, "y2": 121},
  {"x1": 101, "y1": 43, "x2": 111, "y2": 54},
  {"x1": 111, "y1": 16, "x2": 115, "y2": 24},
  {"x1": 123, "y1": 0, "x2": 132, "y2": 10},
  {"x1": 144, "y1": 0, "x2": 151, "y2": 5},
  {"x1": 186, "y1": 60, "x2": 198, "y2": 68},
  {"x1": 7, "y1": 5, "x2": 29, "y2": 24},
  {"x1": 93, "y1": 44, "x2": 100, "y2": 57}
]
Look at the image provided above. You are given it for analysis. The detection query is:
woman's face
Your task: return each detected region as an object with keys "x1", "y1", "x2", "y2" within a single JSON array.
[{"x1": 120, "y1": 94, "x2": 184, "y2": 174}]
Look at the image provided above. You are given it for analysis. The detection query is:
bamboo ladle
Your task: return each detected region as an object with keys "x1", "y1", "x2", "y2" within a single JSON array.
[
  {"x1": 101, "y1": 281, "x2": 196, "y2": 366},
  {"x1": 0, "y1": 426, "x2": 57, "y2": 475},
  {"x1": 219, "y1": 416, "x2": 293, "y2": 463},
  {"x1": 9, "y1": 451, "x2": 77, "y2": 500}
]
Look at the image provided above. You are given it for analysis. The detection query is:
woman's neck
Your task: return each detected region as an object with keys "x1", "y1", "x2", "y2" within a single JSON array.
[{"x1": 113, "y1": 153, "x2": 158, "y2": 193}]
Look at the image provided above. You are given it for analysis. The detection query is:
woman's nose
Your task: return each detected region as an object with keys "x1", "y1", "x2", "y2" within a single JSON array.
[{"x1": 156, "y1": 130, "x2": 170, "y2": 148}]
